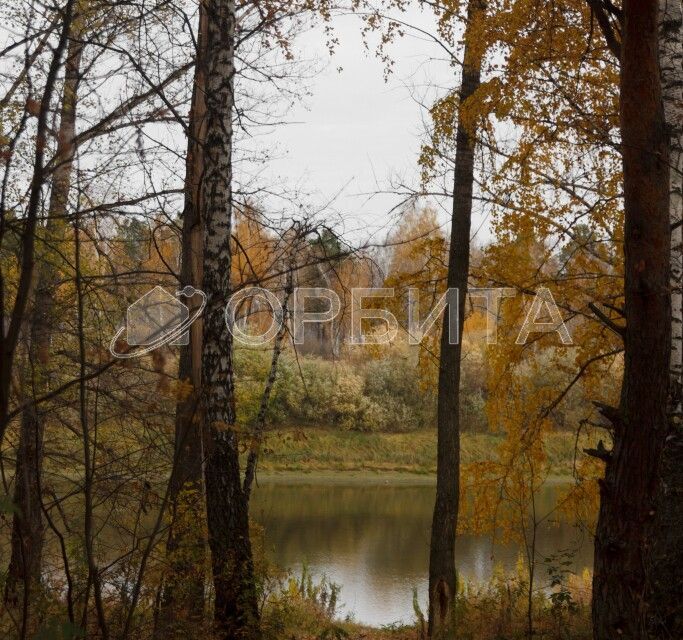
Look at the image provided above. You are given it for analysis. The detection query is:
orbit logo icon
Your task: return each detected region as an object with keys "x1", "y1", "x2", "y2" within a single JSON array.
[{"x1": 109, "y1": 286, "x2": 206, "y2": 359}]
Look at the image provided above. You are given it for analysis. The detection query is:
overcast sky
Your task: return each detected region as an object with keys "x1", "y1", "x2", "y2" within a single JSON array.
[{"x1": 253, "y1": 4, "x2": 493, "y2": 246}]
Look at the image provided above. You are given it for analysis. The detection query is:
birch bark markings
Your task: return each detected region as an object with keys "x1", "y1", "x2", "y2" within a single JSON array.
[
  {"x1": 201, "y1": 0, "x2": 260, "y2": 636},
  {"x1": 661, "y1": 0, "x2": 683, "y2": 402},
  {"x1": 646, "y1": 2, "x2": 683, "y2": 636}
]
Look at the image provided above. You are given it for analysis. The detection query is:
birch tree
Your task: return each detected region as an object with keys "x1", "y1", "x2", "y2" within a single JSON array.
[
  {"x1": 200, "y1": 0, "x2": 261, "y2": 636},
  {"x1": 647, "y1": 1, "x2": 683, "y2": 636}
]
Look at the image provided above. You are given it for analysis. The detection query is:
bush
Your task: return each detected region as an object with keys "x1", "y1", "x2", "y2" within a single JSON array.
[
  {"x1": 234, "y1": 349, "x2": 445, "y2": 432},
  {"x1": 234, "y1": 347, "x2": 514, "y2": 434}
]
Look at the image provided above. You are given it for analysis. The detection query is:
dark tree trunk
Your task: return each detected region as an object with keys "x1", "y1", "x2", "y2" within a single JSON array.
[
  {"x1": 201, "y1": 1, "x2": 260, "y2": 638},
  {"x1": 5, "y1": 35, "x2": 82, "y2": 607},
  {"x1": 0, "y1": 0, "x2": 76, "y2": 443},
  {"x1": 427, "y1": 1, "x2": 484, "y2": 637},
  {"x1": 592, "y1": 1, "x2": 671, "y2": 638},
  {"x1": 647, "y1": 430, "x2": 683, "y2": 637},
  {"x1": 157, "y1": 5, "x2": 208, "y2": 636}
]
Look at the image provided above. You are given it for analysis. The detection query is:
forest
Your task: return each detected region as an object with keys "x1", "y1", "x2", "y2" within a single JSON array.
[{"x1": 0, "y1": 0, "x2": 681, "y2": 639}]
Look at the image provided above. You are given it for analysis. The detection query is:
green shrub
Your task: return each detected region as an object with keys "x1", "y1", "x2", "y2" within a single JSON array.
[{"x1": 234, "y1": 348, "x2": 495, "y2": 433}]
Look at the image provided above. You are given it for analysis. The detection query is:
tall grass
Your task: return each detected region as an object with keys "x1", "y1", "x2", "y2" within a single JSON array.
[{"x1": 253, "y1": 428, "x2": 584, "y2": 476}]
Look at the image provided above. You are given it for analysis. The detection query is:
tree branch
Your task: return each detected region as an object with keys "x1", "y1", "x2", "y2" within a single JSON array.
[{"x1": 586, "y1": 0, "x2": 622, "y2": 59}]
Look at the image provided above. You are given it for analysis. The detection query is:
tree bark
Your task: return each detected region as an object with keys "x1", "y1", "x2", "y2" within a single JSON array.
[
  {"x1": 157, "y1": 4, "x2": 208, "y2": 636},
  {"x1": 647, "y1": 1, "x2": 683, "y2": 636},
  {"x1": 427, "y1": 2, "x2": 484, "y2": 637},
  {"x1": 660, "y1": 0, "x2": 683, "y2": 403},
  {"x1": 5, "y1": 34, "x2": 82, "y2": 607},
  {"x1": 591, "y1": 1, "x2": 672, "y2": 638},
  {"x1": 243, "y1": 262, "x2": 294, "y2": 500},
  {"x1": 201, "y1": 0, "x2": 260, "y2": 638},
  {"x1": 0, "y1": 0, "x2": 76, "y2": 443}
]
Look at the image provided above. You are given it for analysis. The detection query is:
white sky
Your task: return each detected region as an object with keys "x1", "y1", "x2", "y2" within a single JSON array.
[{"x1": 256, "y1": 5, "x2": 493, "y2": 246}]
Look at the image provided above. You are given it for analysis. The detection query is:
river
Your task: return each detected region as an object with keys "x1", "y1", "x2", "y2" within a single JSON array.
[{"x1": 251, "y1": 478, "x2": 593, "y2": 626}]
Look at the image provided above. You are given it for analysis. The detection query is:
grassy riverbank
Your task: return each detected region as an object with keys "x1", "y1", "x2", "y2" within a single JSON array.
[{"x1": 256, "y1": 428, "x2": 582, "y2": 477}]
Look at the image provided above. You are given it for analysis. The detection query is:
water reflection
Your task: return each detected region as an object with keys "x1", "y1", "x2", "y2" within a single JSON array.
[{"x1": 251, "y1": 481, "x2": 593, "y2": 626}]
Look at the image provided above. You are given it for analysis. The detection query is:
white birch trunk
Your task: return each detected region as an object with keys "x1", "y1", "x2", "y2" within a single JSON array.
[
  {"x1": 660, "y1": 0, "x2": 683, "y2": 409},
  {"x1": 647, "y1": 7, "x2": 683, "y2": 638},
  {"x1": 200, "y1": 0, "x2": 260, "y2": 636}
]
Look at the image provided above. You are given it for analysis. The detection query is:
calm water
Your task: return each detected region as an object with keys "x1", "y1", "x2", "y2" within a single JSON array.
[{"x1": 251, "y1": 479, "x2": 593, "y2": 626}]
